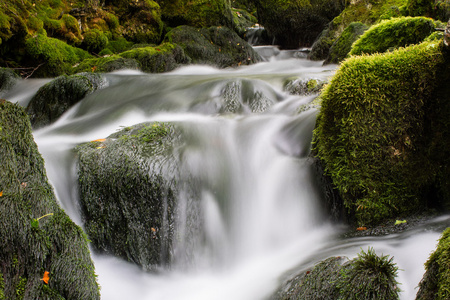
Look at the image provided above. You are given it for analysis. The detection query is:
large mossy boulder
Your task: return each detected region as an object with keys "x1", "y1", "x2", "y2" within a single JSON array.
[
  {"x1": 0, "y1": 100, "x2": 100, "y2": 299},
  {"x1": 308, "y1": 0, "x2": 408, "y2": 61},
  {"x1": 26, "y1": 73, "x2": 105, "y2": 128},
  {"x1": 76, "y1": 122, "x2": 181, "y2": 271},
  {"x1": 416, "y1": 227, "x2": 450, "y2": 300},
  {"x1": 314, "y1": 40, "x2": 450, "y2": 225},
  {"x1": 253, "y1": 0, "x2": 346, "y2": 49},
  {"x1": 155, "y1": 0, "x2": 234, "y2": 29},
  {"x1": 349, "y1": 16, "x2": 436, "y2": 56},
  {"x1": 275, "y1": 248, "x2": 400, "y2": 299},
  {"x1": 164, "y1": 25, "x2": 261, "y2": 68}
]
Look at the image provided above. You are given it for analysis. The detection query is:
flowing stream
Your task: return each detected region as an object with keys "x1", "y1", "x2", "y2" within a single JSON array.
[{"x1": 7, "y1": 48, "x2": 449, "y2": 299}]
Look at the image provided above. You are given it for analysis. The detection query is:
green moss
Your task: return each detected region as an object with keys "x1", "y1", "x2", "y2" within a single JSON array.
[
  {"x1": 75, "y1": 122, "x2": 180, "y2": 270},
  {"x1": 26, "y1": 72, "x2": 105, "y2": 128},
  {"x1": 325, "y1": 22, "x2": 369, "y2": 64},
  {"x1": 350, "y1": 16, "x2": 435, "y2": 56},
  {"x1": 83, "y1": 29, "x2": 109, "y2": 53},
  {"x1": 73, "y1": 55, "x2": 140, "y2": 73},
  {"x1": 156, "y1": 0, "x2": 234, "y2": 29},
  {"x1": 0, "y1": 100, "x2": 100, "y2": 299},
  {"x1": 283, "y1": 77, "x2": 325, "y2": 96},
  {"x1": 24, "y1": 33, "x2": 91, "y2": 77},
  {"x1": 407, "y1": 0, "x2": 433, "y2": 16},
  {"x1": 314, "y1": 41, "x2": 447, "y2": 225},
  {"x1": 231, "y1": 8, "x2": 257, "y2": 37},
  {"x1": 164, "y1": 25, "x2": 260, "y2": 68},
  {"x1": 417, "y1": 228, "x2": 450, "y2": 300}
]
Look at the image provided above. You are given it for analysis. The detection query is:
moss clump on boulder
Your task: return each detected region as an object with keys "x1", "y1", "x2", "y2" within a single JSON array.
[
  {"x1": 83, "y1": 29, "x2": 109, "y2": 53},
  {"x1": 324, "y1": 22, "x2": 369, "y2": 64},
  {"x1": 275, "y1": 248, "x2": 400, "y2": 299},
  {"x1": 164, "y1": 25, "x2": 261, "y2": 68},
  {"x1": 76, "y1": 122, "x2": 181, "y2": 271},
  {"x1": 314, "y1": 40, "x2": 449, "y2": 225},
  {"x1": 308, "y1": 0, "x2": 407, "y2": 61},
  {"x1": 24, "y1": 33, "x2": 92, "y2": 77},
  {"x1": 283, "y1": 77, "x2": 325, "y2": 96},
  {"x1": 0, "y1": 100, "x2": 100, "y2": 299},
  {"x1": 416, "y1": 227, "x2": 450, "y2": 300},
  {"x1": 26, "y1": 73, "x2": 105, "y2": 128},
  {"x1": 350, "y1": 16, "x2": 436, "y2": 56},
  {"x1": 156, "y1": 0, "x2": 234, "y2": 29},
  {"x1": 74, "y1": 55, "x2": 140, "y2": 74},
  {"x1": 253, "y1": 0, "x2": 346, "y2": 49}
]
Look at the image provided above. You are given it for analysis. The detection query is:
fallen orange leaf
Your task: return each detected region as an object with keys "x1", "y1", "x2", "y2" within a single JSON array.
[
  {"x1": 0, "y1": 191, "x2": 3, "y2": 197},
  {"x1": 41, "y1": 271, "x2": 50, "y2": 284},
  {"x1": 91, "y1": 138, "x2": 106, "y2": 142},
  {"x1": 356, "y1": 227, "x2": 367, "y2": 231}
]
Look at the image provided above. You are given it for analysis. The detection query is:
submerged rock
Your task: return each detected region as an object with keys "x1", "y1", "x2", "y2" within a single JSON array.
[
  {"x1": 0, "y1": 100, "x2": 100, "y2": 299},
  {"x1": 165, "y1": 25, "x2": 262, "y2": 68},
  {"x1": 283, "y1": 77, "x2": 325, "y2": 96},
  {"x1": 314, "y1": 40, "x2": 450, "y2": 225},
  {"x1": 76, "y1": 122, "x2": 182, "y2": 271},
  {"x1": 274, "y1": 248, "x2": 400, "y2": 300},
  {"x1": 26, "y1": 72, "x2": 106, "y2": 128}
]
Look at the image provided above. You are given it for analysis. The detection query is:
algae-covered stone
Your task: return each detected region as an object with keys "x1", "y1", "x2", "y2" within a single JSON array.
[
  {"x1": 324, "y1": 22, "x2": 369, "y2": 64},
  {"x1": 274, "y1": 248, "x2": 400, "y2": 299},
  {"x1": 416, "y1": 227, "x2": 450, "y2": 300},
  {"x1": 314, "y1": 40, "x2": 450, "y2": 225},
  {"x1": 156, "y1": 0, "x2": 234, "y2": 28},
  {"x1": 165, "y1": 25, "x2": 261, "y2": 68},
  {"x1": 283, "y1": 77, "x2": 325, "y2": 96},
  {"x1": 253, "y1": 0, "x2": 346, "y2": 49},
  {"x1": 0, "y1": 100, "x2": 99, "y2": 299},
  {"x1": 350, "y1": 16, "x2": 435, "y2": 56},
  {"x1": 26, "y1": 73, "x2": 106, "y2": 128},
  {"x1": 76, "y1": 122, "x2": 181, "y2": 271},
  {"x1": 0, "y1": 68, "x2": 19, "y2": 96}
]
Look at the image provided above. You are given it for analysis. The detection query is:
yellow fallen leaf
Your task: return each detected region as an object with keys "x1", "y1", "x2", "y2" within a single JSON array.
[
  {"x1": 91, "y1": 138, "x2": 106, "y2": 142},
  {"x1": 0, "y1": 191, "x2": 3, "y2": 197},
  {"x1": 41, "y1": 271, "x2": 50, "y2": 284},
  {"x1": 356, "y1": 227, "x2": 367, "y2": 231}
]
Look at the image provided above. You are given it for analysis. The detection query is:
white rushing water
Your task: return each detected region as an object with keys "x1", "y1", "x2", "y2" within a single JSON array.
[{"x1": 9, "y1": 49, "x2": 447, "y2": 299}]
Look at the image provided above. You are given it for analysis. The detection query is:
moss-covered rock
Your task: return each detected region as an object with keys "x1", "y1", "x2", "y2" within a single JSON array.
[
  {"x1": 0, "y1": 100, "x2": 100, "y2": 299},
  {"x1": 350, "y1": 16, "x2": 436, "y2": 56},
  {"x1": 156, "y1": 0, "x2": 234, "y2": 29},
  {"x1": 324, "y1": 22, "x2": 369, "y2": 64},
  {"x1": 407, "y1": 0, "x2": 433, "y2": 16},
  {"x1": 164, "y1": 25, "x2": 261, "y2": 68},
  {"x1": 416, "y1": 227, "x2": 450, "y2": 300},
  {"x1": 231, "y1": 8, "x2": 258, "y2": 37},
  {"x1": 24, "y1": 33, "x2": 92, "y2": 77},
  {"x1": 274, "y1": 248, "x2": 400, "y2": 299},
  {"x1": 308, "y1": 0, "x2": 408, "y2": 61},
  {"x1": 74, "y1": 55, "x2": 140, "y2": 73},
  {"x1": 0, "y1": 68, "x2": 19, "y2": 96},
  {"x1": 75, "y1": 122, "x2": 181, "y2": 271},
  {"x1": 26, "y1": 73, "x2": 105, "y2": 128},
  {"x1": 253, "y1": 0, "x2": 346, "y2": 49},
  {"x1": 314, "y1": 40, "x2": 450, "y2": 225}
]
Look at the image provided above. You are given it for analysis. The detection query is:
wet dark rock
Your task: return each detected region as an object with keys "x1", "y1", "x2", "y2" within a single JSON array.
[
  {"x1": 75, "y1": 122, "x2": 182, "y2": 271},
  {"x1": 26, "y1": 72, "x2": 106, "y2": 128},
  {"x1": 0, "y1": 68, "x2": 20, "y2": 96},
  {"x1": 0, "y1": 100, "x2": 100, "y2": 299}
]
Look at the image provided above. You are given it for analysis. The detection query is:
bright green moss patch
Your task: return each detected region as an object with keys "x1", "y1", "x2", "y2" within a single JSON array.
[
  {"x1": 417, "y1": 227, "x2": 450, "y2": 300},
  {"x1": 350, "y1": 16, "x2": 436, "y2": 56},
  {"x1": 0, "y1": 100, "x2": 100, "y2": 299},
  {"x1": 314, "y1": 41, "x2": 448, "y2": 225},
  {"x1": 25, "y1": 33, "x2": 91, "y2": 77},
  {"x1": 325, "y1": 22, "x2": 369, "y2": 64}
]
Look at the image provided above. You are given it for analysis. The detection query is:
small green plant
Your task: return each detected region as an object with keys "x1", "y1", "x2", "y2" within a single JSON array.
[{"x1": 31, "y1": 213, "x2": 53, "y2": 229}]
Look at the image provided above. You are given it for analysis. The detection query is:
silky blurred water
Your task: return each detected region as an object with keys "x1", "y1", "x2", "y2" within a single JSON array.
[{"x1": 8, "y1": 49, "x2": 447, "y2": 299}]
